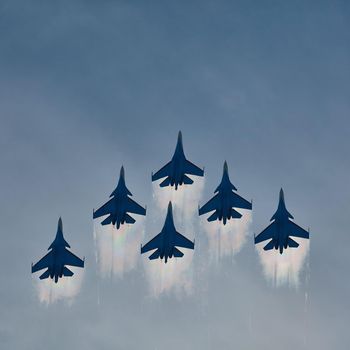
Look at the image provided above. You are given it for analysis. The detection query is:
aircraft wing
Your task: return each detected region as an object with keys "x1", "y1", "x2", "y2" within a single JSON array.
[
  {"x1": 230, "y1": 192, "x2": 252, "y2": 210},
  {"x1": 184, "y1": 160, "x2": 204, "y2": 177},
  {"x1": 152, "y1": 161, "x2": 172, "y2": 181},
  {"x1": 141, "y1": 232, "x2": 162, "y2": 253},
  {"x1": 288, "y1": 221, "x2": 309, "y2": 239},
  {"x1": 64, "y1": 249, "x2": 84, "y2": 268},
  {"x1": 93, "y1": 198, "x2": 114, "y2": 219},
  {"x1": 254, "y1": 222, "x2": 276, "y2": 244},
  {"x1": 32, "y1": 251, "x2": 53, "y2": 273},
  {"x1": 199, "y1": 194, "x2": 220, "y2": 215},
  {"x1": 127, "y1": 197, "x2": 146, "y2": 216},
  {"x1": 174, "y1": 231, "x2": 194, "y2": 250}
]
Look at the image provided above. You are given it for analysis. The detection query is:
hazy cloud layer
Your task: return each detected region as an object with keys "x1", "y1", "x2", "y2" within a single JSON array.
[{"x1": 1, "y1": 1, "x2": 349, "y2": 349}]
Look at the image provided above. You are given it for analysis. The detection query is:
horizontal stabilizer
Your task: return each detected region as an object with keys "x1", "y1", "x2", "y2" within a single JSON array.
[
  {"x1": 63, "y1": 267, "x2": 74, "y2": 277},
  {"x1": 160, "y1": 177, "x2": 171, "y2": 187},
  {"x1": 149, "y1": 250, "x2": 160, "y2": 260},
  {"x1": 173, "y1": 248, "x2": 184, "y2": 258},
  {"x1": 39, "y1": 269, "x2": 50, "y2": 280},
  {"x1": 183, "y1": 175, "x2": 194, "y2": 185},
  {"x1": 263, "y1": 240, "x2": 276, "y2": 251},
  {"x1": 208, "y1": 211, "x2": 218, "y2": 222},
  {"x1": 125, "y1": 214, "x2": 136, "y2": 224},
  {"x1": 101, "y1": 216, "x2": 113, "y2": 225},
  {"x1": 288, "y1": 237, "x2": 299, "y2": 248},
  {"x1": 230, "y1": 208, "x2": 242, "y2": 219}
]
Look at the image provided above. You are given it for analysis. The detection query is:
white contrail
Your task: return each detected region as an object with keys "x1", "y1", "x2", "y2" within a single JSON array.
[
  {"x1": 143, "y1": 177, "x2": 204, "y2": 297},
  {"x1": 33, "y1": 268, "x2": 84, "y2": 305},
  {"x1": 256, "y1": 238, "x2": 310, "y2": 287},
  {"x1": 201, "y1": 209, "x2": 252, "y2": 263},
  {"x1": 94, "y1": 217, "x2": 145, "y2": 279}
]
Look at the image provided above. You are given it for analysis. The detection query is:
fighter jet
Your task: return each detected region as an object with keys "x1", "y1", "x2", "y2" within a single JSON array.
[
  {"x1": 141, "y1": 202, "x2": 194, "y2": 263},
  {"x1": 254, "y1": 189, "x2": 310, "y2": 254},
  {"x1": 31, "y1": 218, "x2": 84, "y2": 283},
  {"x1": 152, "y1": 131, "x2": 204, "y2": 190},
  {"x1": 93, "y1": 166, "x2": 146, "y2": 229},
  {"x1": 199, "y1": 161, "x2": 252, "y2": 224}
]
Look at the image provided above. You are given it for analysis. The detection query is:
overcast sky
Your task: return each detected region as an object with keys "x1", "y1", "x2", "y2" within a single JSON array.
[{"x1": 1, "y1": 1, "x2": 349, "y2": 349}]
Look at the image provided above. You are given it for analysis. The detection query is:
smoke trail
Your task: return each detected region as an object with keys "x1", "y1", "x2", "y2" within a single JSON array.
[
  {"x1": 303, "y1": 249, "x2": 311, "y2": 346},
  {"x1": 255, "y1": 238, "x2": 310, "y2": 287},
  {"x1": 93, "y1": 217, "x2": 145, "y2": 278},
  {"x1": 143, "y1": 177, "x2": 204, "y2": 297},
  {"x1": 201, "y1": 210, "x2": 252, "y2": 263},
  {"x1": 34, "y1": 268, "x2": 84, "y2": 305}
]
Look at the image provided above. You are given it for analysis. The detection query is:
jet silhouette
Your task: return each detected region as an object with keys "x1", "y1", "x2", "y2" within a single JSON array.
[
  {"x1": 254, "y1": 189, "x2": 310, "y2": 254},
  {"x1": 93, "y1": 166, "x2": 146, "y2": 229},
  {"x1": 141, "y1": 202, "x2": 194, "y2": 263},
  {"x1": 199, "y1": 161, "x2": 252, "y2": 224},
  {"x1": 31, "y1": 218, "x2": 84, "y2": 283},
  {"x1": 152, "y1": 131, "x2": 204, "y2": 190}
]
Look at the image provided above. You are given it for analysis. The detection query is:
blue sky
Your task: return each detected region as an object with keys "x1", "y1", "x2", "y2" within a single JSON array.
[{"x1": 0, "y1": 1, "x2": 349, "y2": 349}]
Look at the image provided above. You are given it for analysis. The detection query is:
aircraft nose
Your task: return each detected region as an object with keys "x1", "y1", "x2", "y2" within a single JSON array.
[
  {"x1": 58, "y1": 217, "x2": 63, "y2": 231},
  {"x1": 279, "y1": 188, "x2": 284, "y2": 200},
  {"x1": 120, "y1": 166, "x2": 125, "y2": 178}
]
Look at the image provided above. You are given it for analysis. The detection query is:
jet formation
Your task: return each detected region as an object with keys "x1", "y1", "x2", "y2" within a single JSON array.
[{"x1": 32, "y1": 131, "x2": 310, "y2": 283}]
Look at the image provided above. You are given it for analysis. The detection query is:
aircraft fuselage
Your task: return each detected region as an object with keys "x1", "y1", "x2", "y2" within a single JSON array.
[{"x1": 267, "y1": 215, "x2": 293, "y2": 254}]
